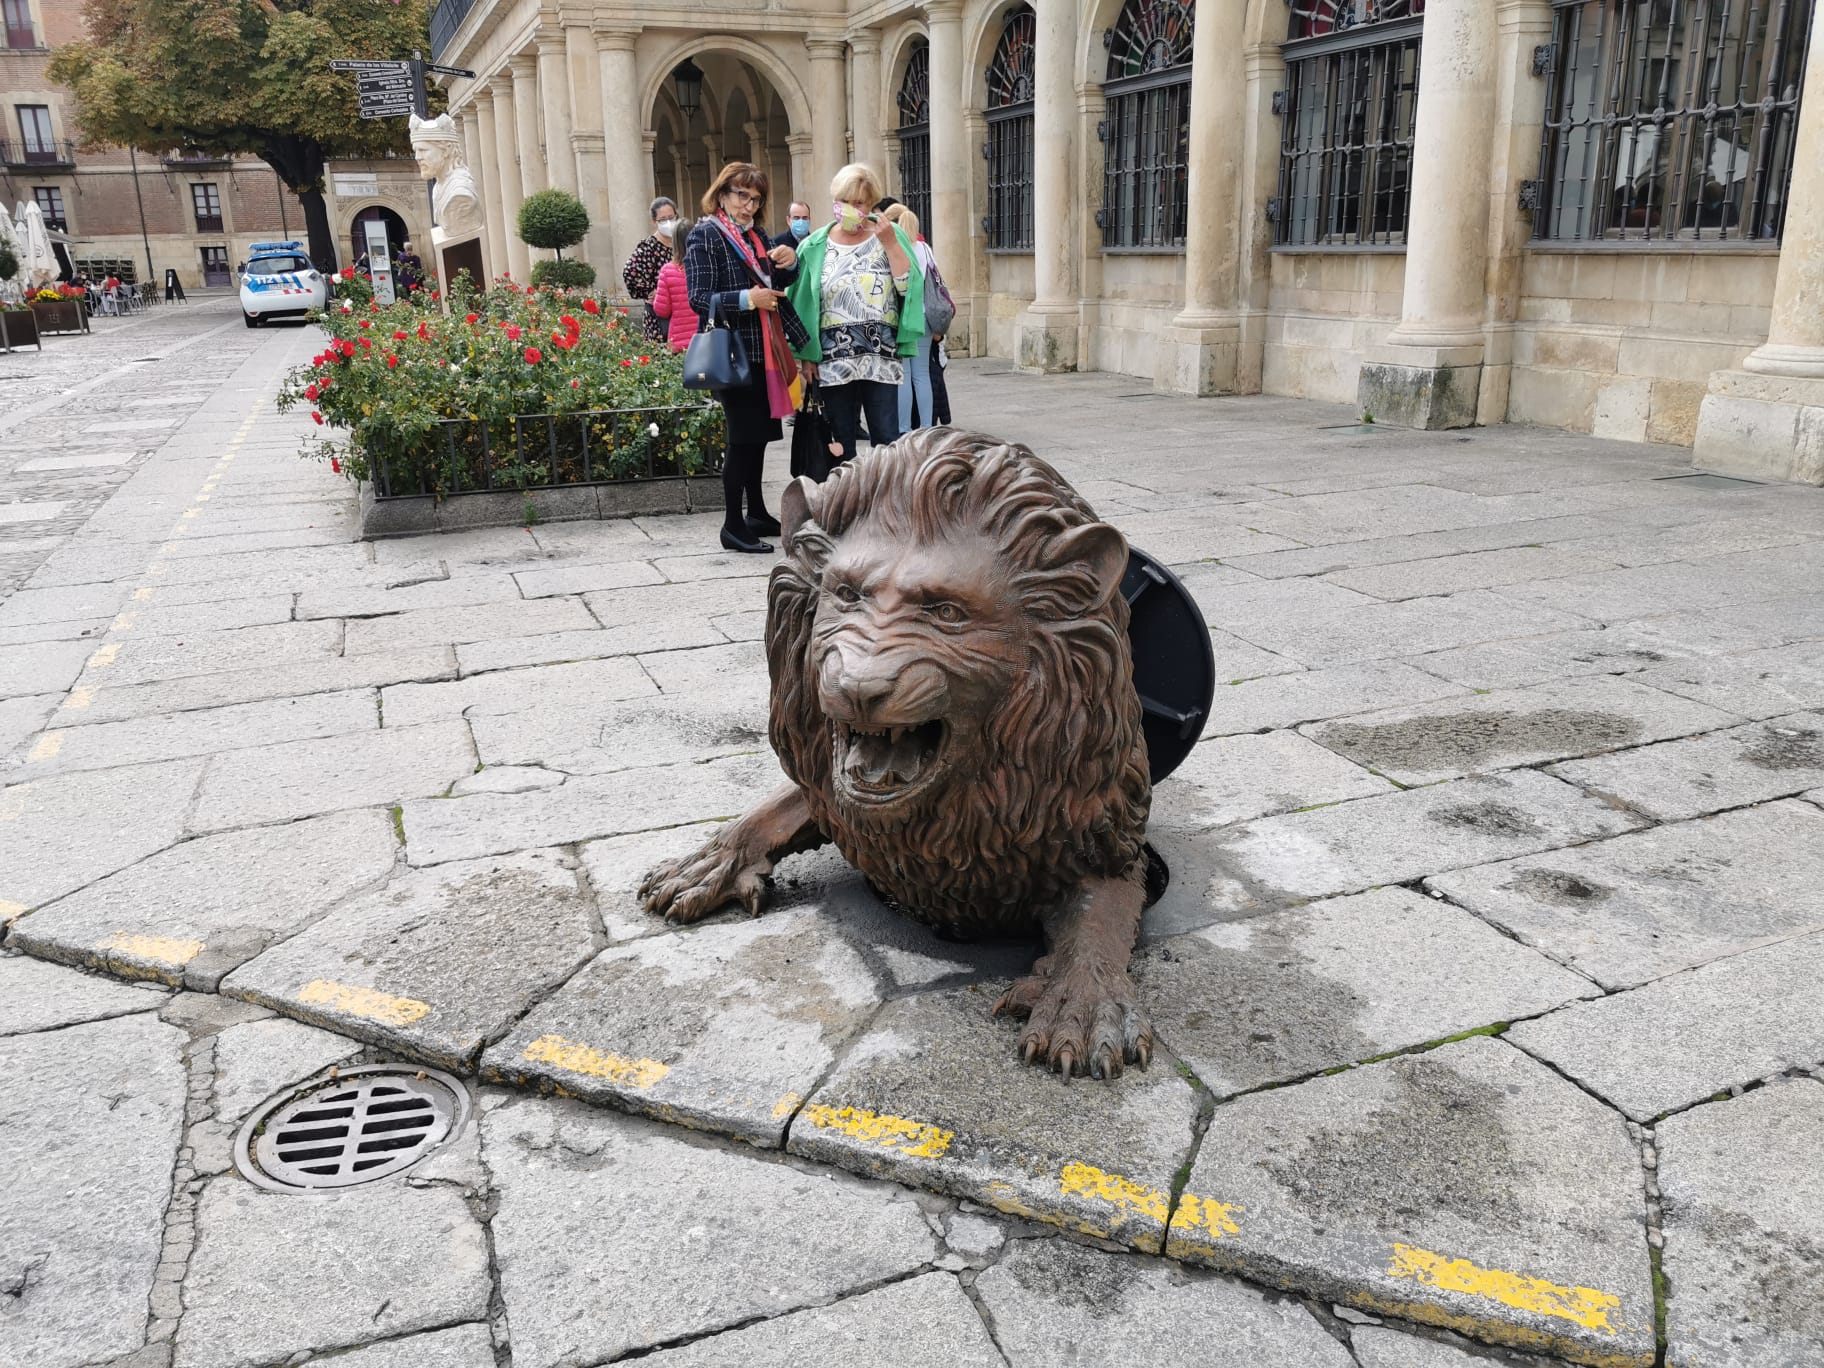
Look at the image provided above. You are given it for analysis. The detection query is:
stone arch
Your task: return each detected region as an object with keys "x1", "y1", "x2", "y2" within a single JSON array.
[
  {"x1": 881, "y1": 21, "x2": 931, "y2": 140},
  {"x1": 1245, "y1": 0, "x2": 1286, "y2": 46},
  {"x1": 344, "y1": 202, "x2": 411, "y2": 265},
  {"x1": 639, "y1": 34, "x2": 811, "y2": 141},
  {"x1": 965, "y1": 0, "x2": 1035, "y2": 109}
]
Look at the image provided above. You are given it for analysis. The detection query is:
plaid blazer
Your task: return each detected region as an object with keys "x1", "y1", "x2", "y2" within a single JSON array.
[{"x1": 683, "y1": 217, "x2": 808, "y2": 365}]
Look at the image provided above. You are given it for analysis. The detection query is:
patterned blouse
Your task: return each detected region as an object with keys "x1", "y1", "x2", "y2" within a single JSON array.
[
  {"x1": 817, "y1": 237, "x2": 903, "y2": 387},
  {"x1": 621, "y1": 235, "x2": 671, "y2": 343}
]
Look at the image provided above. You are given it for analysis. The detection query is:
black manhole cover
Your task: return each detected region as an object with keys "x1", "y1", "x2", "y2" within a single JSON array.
[{"x1": 234, "y1": 1064, "x2": 470, "y2": 1193}]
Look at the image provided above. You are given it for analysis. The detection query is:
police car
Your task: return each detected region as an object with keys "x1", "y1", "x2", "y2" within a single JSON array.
[{"x1": 239, "y1": 241, "x2": 328, "y2": 327}]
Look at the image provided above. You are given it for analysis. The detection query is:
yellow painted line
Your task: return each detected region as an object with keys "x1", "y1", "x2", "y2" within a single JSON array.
[
  {"x1": 799, "y1": 1104, "x2": 953, "y2": 1159},
  {"x1": 297, "y1": 979, "x2": 431, "y2": 1027},
  {"x1": 26, "y1": 732, "x2": 64, "y2": 763},
  {"x1": 88, "y1": 643, "x2": 121, "y2": 669},
  {"x1": 0, "y1": 899, "x2": 27, "y2": 921},
  {"x1": 110, "y1": 613, "x2": 134, "y2": 633},
  {"x1": 772, "y1": 1092, "x2": 803, "y2": 1119},
  {"x1": 1058, "y1": 1162, "x2": 1171, "y2": 1224},
  {"x1": 181, "y1": 509, "x2": 198, "y2": 519},
  {"x1": 1386, "y1": 1243, "x2": 1622, "y2": 1334},
  {"x1": 101, "y1": 932, "x2": 204, "y2": 966},
  {"x1": 1172, "y1": 1191, "x2": 1245, "y2": 1241},
  {"x1": 132, "y1": 586, "x2": 155, "y2": 602},
  {"x1": 60, "y1": 686, "x2": 95, "y2": 712},
  {"x1": 521, "y1": 1033, "x2": 669, "y2": 1089},
  {"x1": 195, "y1": 493, "x2": 210, "y2": 502}
]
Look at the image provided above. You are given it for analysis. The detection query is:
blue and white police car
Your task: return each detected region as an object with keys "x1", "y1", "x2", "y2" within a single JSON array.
[{"x1": 239, "y1": 241, "x2": 327, "y2": 328}]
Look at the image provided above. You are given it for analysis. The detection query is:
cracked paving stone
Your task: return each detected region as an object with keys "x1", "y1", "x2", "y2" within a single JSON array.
[
  {"x1": 1201, "y1": 771, "x2": 1643, "y2": 915},
  {"x1": 1350, "y1": 1325, "x2": 1522, "y2": 1368},
  {"x1": 469, "y1": 676, "x2": 771, "y2": 775},
  {"x1": 9, "y1": 809, "x2": 398, "y2": 990},
  {"x1": 0, "y1": 954, "x2": 167, "y2": 1035},
  {"x1": 1507, "y1": 932, "x2": 1824, "y2": 1123},
  {"x1": 1154, "y1": 730, "x2": 1395, "y2": 829},
  {"x1": 220, "y1": 848, "x2": 597, "y2": 1071},
  {"x1": 974, "y1": 1236, "x2": 1358, "y2": 1368},
  {"x1": 482, "y1": 1093, "x2": 940, "y2": 1368},
  {"x1": 1134, "y1": 887, "x2": 1597, "y2": 1098},
  {"x1": 210, "y1": 1017, "x2": 364, "y2": 1124},
  {"x1": 1164, "y1": 1036, "x2": 1655, "y2": 1368},
  {"x1": 1301, "y1": 675, "x2": 1738, "y2": 787},
  {"x1": 1657, "y1": 1079, "x2": 1824, "y2": 1368},
  {"x1": 175, "y1": 1177, "x2": 491, "y2": 1368},
  {"x1": 0, "y1": 1015, "x2": 187, "y2": 1368},
  {"x1": 1202, "y1": 661, "x2": 1473, "y2": 738},
  {"x1": 636, "y1": 1272, "x2": 1002, "y2": 1366},
  {"x1": 788, "y1": 984, "x2": 1201, "y2": 1253},
  {"x1": 1427, "y1": 800, "x2": 1824, "y2": 990},
  {"x1": 295, "y1": 1323, "x2": 496, "y2": 1368}
]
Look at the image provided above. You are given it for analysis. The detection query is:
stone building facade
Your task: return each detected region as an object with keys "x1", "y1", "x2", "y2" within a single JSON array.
[
  {"x1": 2, "y1": 0, "x2": 431, "y2": 288},
  {"x1": 393, "y1": 2, "x2": 1819, "y2": 475}
]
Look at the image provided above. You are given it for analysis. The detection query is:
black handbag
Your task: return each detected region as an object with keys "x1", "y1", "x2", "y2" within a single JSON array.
[
  {"x1": 682, "y1": 298, "x2": 750, "y2": 392},
  {"x1": 790, "y1": 383, "x2": 843, "y2": 482}
]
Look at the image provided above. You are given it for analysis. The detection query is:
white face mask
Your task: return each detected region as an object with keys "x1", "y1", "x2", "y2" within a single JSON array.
[{"x1": 655, "y1": 219, "x2": 678, "y2": 239}]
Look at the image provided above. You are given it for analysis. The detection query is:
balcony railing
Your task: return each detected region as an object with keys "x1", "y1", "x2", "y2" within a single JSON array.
[
  {"x1": 429, "y1": 0, "x2": 475, "y2": 59},
  {"x1": 0, "y1": 139, "x2": 75, "y2": 169},
  {"x1": 194, "y1": 214, "x2": 225, "y2": 233}
]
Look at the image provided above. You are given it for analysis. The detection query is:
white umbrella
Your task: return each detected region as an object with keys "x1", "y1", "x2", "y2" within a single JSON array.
[{"x1": 19, "y1": 199, "x2": 57, "y2": 287}]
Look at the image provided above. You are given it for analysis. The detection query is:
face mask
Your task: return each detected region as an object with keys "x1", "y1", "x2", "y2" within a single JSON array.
[
  {"x1": 790, "y1": 218, "x2": 811, "y2": 239},
  {"x1": 655, "y1": 219, "x2": 678, "y2": 238},
  {"x1": 833, "y1": 203, "x2": 869, "y2": 233}
]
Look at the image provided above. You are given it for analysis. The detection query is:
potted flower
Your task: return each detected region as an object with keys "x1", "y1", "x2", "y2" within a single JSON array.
[{"x1": 29, "y1": 283, "x2": 89, "y2": 335}]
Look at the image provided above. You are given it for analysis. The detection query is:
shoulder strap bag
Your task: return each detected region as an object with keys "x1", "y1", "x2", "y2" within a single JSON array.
[{"x1": 681, "y1": 296, "x2": 750, "y2": 392}]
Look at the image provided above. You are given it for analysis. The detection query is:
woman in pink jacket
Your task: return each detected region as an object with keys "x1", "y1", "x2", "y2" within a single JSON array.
[{"x1": 649, "y1": 217, "x2": 700, "y2": 352}]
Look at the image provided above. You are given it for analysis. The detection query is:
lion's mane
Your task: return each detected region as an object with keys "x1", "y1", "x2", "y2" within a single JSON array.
[{"x1": 766, "y1": 428, "x2": 1152, "y2": 938}]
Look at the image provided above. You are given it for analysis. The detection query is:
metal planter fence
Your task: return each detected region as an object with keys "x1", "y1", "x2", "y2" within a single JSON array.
[{"x1": 368, "y1": 403, "x2": 726, "y2": 500}]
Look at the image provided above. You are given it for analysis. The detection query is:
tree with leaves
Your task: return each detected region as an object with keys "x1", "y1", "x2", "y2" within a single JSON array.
[{"x1": 50, "y1": 0, "x2": 440, "y2": 271}]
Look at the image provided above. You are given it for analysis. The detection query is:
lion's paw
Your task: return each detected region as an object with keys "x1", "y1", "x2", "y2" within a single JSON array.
[
  {"x1": 637, "y1": 836, "x2": 771, "y2": 924},
  {"x1": 992, "y1": 960, "x2": 1152, "y2": 1081}
]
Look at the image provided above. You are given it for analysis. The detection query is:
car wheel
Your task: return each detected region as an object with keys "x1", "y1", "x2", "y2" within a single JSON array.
[{"x1": 243, "y1": 310, "x2": 260, "y2": 329}]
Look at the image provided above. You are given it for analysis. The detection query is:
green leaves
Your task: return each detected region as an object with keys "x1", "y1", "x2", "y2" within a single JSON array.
[{"x1": 517, "y1": 190, "x2": 591, "y2": 254}]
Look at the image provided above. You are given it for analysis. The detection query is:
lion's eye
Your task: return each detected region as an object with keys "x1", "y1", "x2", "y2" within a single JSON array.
[
  {"x1": 831, "y1": 583, "x2": 861, "y2": 606},
  {"x1": 927, "y1": 602, "x2": 966, "y2": 625}
]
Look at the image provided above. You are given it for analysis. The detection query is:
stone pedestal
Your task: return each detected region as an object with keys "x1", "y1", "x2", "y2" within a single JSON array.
[
  {"x1": 1158, "y1": 315, "x2": 1243, "y2": 397},
  {"x1": 1692, "y1": 371, "x2": 1824, "y2": 485},
  {"x1": 1358, "y1": 344, "x2": 1485, "y2": 430},
  {"x1": 1013, "y1": 304, "x2": 1079, "y2": 373}
]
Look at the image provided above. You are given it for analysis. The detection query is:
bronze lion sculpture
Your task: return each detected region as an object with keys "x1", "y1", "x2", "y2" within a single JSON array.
[{"x1": 640, "y1": 428, "x2": 1153, "y2": 1080}]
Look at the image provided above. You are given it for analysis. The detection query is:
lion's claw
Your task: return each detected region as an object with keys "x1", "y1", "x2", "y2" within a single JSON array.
[
  {"x1": 639, "y1": 836, "x2": 772, "y2": 925},
  {"x1": 1001, "y1": 959, "x2": 1152, "y2": 1082}
]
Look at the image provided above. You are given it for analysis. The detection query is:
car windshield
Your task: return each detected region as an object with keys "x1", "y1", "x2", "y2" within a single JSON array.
[{"x1": 249, "y1": 255, "x2": 311, "y2": 275}]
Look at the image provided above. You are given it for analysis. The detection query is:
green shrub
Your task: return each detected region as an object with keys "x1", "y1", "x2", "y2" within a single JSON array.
[
  {"x1": 531, "y1": 258, "x2": 597, "y2": 289},
  {"x1": 0, "y1": 242, "x2": 17, "y2": 284},
  {"x1": 518, "y1": 190, "x2": 590, "y2": 257}
]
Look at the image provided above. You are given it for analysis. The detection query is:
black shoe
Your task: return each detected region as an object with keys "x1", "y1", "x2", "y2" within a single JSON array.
[
  {"x1": 746, "y1": 512, "x2": 782, "y2": 537},
  {"x1": 721, "y1": 527, "x2": 774, "y2": 554}
]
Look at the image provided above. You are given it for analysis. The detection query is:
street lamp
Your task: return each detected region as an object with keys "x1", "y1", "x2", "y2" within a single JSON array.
[{"x1": 672, "y1": 59, "x2": 704, "y2": 124}]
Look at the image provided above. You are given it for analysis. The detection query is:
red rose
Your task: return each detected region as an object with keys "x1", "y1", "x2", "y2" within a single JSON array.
[
  {"x1": 582, "y1": 299, "x2": 600, "y2": 315},
  {"x1": 639, "y1": 355, "x2": 650, "y2": 365},
  {"x1": 340, "y1": 266, "x2": 354, "y2": 280},
  {"x1": 464, "y1": 313, "x2": 479, "y2": 324},
  {"x1": 569, "y1": 379, "x2": 579, "y2": 388},
  {"x1": 524, "y1": 346, "x2": 542, "y2": 364},
  {"x1": 416, "y1": 322, "x2": 431, "y2": 340},
  {"x1": 620, "y1": 358, "x2": 633, "y2": 367},
  {"x1": 359, "y1": 319, "x2": 372, "y2": 330},
  {"x1": 560, "y1": 314, "x2": 579, "y2": 331},
  {"x1": 304, "y1": 383, "x2": 319, "y2": 400},
  {"x1": 369, "y1": 301, "x2": 380, "y2": 311},
  {"x1": 330, "y1": 458, "x2": 341, "y2": 474},
  {"x1": 392, "y1": 330, "x2": 408, "y2": 340},
  {"x1": 311, "y1": 411, "x2": 324, "y2": 424},
  {"x1": 505, "y1": 325, "x2": 523, "y2": 341},
  {"x1": 385, "y1": 353, "x2": 399, "y2": 369},
  {"x1": 359, "y1": 338, "x2": 372, "y2": 351}
]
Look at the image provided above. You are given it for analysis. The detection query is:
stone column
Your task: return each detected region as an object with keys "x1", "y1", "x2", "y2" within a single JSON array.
[
  {"x1": 510, "y1": 53, "x2": 545, "y2": 205},
  {"x1": 743, "y1": 121, "x2": 776, "y2": 205},
  {"x1": 786, "y1": 132, "x2": 814, "y2": 209},
  {"x1": 489, "y1": 75, "x2": 531, "y2": 281},
  {"x1": 849, "y1": 32, "x2": 886, "y2": 174},
  {"x1": 1693, "y1": 16, "x2": 1824, "y2": 482},
  {"x1": 1158, "y1": 0, "x2": 1247, "y2": 394},
  {"x1": 926, "y1": 0, "x2": 969, "y2": 336},
  {"x1": 1356, "y1": 0, "x2": 1499, "y2": 429},
  {"x1": 536, "y1": 34, "x2": 577, "y2": 195},
  {"x1": 596, "y1": 29, "x2": 650, "y2": 279},
  {"x1": 1014, "y1": 0, "x2": 1079, "y2": 372},
  {"x1": 463, "y1": 106, "x2": 503, "y2": 281},
  {"x1": 807, "y1": 38, "x2": 850, "y2": 201},
  {"x1": 566, "y1": 23, "x2": 612, "y2": 267}
]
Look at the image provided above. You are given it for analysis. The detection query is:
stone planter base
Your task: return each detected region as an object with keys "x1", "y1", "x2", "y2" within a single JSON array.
[
  {"x1": 29, "y1": 299, "x2": 88, "y2": 336},
  {"x1": 0, "y1": 309, "x2": 40, "y2": 351},
  {"x1": 358, "y1": 476, "x2": 726, "y2": 538}
]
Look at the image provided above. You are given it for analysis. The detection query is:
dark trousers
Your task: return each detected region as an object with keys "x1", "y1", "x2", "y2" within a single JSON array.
[
  {"x1": 821, "y1": 379, "x2": 901, "y2": 463},
  {"x1": 721, "y1": 441, "x2": 768, "y2": 533},
  {"x1": 929, "y1": 344, "x2": 951, "y2": 424}
]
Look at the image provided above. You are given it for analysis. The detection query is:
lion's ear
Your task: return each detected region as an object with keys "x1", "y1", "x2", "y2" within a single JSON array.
[
  {"x1": 781, "y1": 477, "x2": 832, "y2": 576},
  {"x1": 1043, "y1": 522, "x2": 1129, "y2": 615}
]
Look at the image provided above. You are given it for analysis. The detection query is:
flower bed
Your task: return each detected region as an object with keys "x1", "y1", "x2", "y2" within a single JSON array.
[
  {"x1": 29, "y1": 285, "x2": 88, "y2": 336},
  {"x1": 278, "y1": 278, "x2": 726, "y2": 534}
]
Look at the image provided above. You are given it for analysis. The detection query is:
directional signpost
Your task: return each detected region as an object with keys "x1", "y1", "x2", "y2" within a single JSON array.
[{"x1": 329, "y1": 51, "x2": 476, "y2": 122}]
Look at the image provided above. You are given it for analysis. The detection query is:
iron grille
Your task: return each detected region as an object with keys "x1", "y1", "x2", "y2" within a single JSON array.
[
  {"x1": 1532, "y1": 0, "x2": 1813, "y2": 244},
  {"x1": 1102, "y1": 0, "x2": 1195, "y2": 250},
  {"x1": 985, "y1": 6, "x2": 1037, "y2": 251},
  {"x1": 429, "y1": 0, "x2": 474, "y2": 60},
  {"x1": 1275, "y1": 11, "x2": 1423, "y2": 247},
  {"x1": 897, "y1": 41, "x2": 934, "y2": 241}
]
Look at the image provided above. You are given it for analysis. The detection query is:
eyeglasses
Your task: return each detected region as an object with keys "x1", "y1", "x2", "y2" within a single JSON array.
[{"x1": 724, "y1": 188, "x2": 761, "y2": 205}]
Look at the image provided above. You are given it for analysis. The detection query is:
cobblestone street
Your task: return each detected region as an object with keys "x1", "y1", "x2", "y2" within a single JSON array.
[{"x1": 3, "y1": 301, "x2": 1822, "y2": 1368}]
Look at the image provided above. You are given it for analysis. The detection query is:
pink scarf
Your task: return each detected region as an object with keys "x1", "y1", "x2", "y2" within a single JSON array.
[{"x1": 714, "y1": 212, "x2": 802, "y2": 419}]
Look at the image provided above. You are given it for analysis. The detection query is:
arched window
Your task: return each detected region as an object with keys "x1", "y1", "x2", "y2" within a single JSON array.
[
  {"x1": 897, "y1": 40, "x2": 933, "y2": 242},
  {"x1": 1099, "y1": 0, "x2": 1194, "y2": 250},
  {"x1": 984, "y1": 5, "x2": 1035, "y2": 251},
  {"x1": 1274, "y1": 0, "x2": 1424, "y2": 247}
]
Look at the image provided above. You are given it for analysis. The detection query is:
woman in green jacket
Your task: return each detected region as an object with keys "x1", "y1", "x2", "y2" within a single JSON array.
[{"x1": 785, "y1": 163, "x2": 927, "y2": 467}]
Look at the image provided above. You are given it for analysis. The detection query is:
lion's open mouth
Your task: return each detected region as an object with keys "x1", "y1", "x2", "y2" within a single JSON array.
[{"x1": 831, "y1": 719, "x2": 950, "y2": 805}]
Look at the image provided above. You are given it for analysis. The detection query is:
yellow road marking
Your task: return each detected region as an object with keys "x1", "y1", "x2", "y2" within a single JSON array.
[
  {"x1": 0, "y1": 900, "x2": 26, "y2": 921},
  {"x1": 101, "y1": 932, "x2": 204, "y2": 966},
  {"x1": 88, "y1": 642, "x2": 121, "y2": 669},
  {"x1": 772, "y1": 1092, "x2": 803, "y2": 1119},
  {"x1": 110, "y1": 613, "x2": 134, "y2": 633},
  {"x1": 520, "y1": 1033, "x2": 669, "y2": 1089},
  {"x1": 132, "y1": 586, "x2": 154, "y2": 602},
  {"x1": 297, "y1": 979, "x2": 431, "y2": 1027},
  {"x1": 799, "y1": 1104, "x2": 953, "y2": 1159},
  {"x1": 60, "y1": 687, "x2": 95, "y2": 712},
  {"x1": 1058, "y1": 1162, "x2": 1171, "y2": 1224},
  {"x1": 1386, "y1": 1243, "x2": 1622, "y2": 1334},
  {"x1": 27, "y1": 733, "x2": 64, "y2": 763},
  {"x1": 1172, "y1": 1191, "x2": 1245, "y2": 1241}
]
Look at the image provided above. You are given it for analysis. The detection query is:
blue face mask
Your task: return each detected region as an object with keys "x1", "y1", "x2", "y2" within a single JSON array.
[{"x1": 789, "y1": 218, "x2": 811, "y2": 240}]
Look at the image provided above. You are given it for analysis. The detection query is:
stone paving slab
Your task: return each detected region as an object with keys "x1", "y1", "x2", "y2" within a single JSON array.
[
  {"x1": 176, "y1": 1177, "x2": 492, "y2": 1368},
  {"x1": 0, "y1": 1015, "x2": 187, "y2": 1368},
  {"x1": 222, "y1": 849, "x2": 598, "y2": 1070},
  {"x1": 343, "y1": 596, "x2": 597, "y2": 654},
  {"x1": 1406, "y1": 619, "x2": 1769, "y2": 694},
  {"x1": 297, "y1": 1324, "x2": 497, "y2": 1368},
  {"x1": 0, "y1": 953, "x2": 166, "y2": 1035},
  {"x1": 1548, "y1": 711, "x2": 1824, "y2": 822},
  {"x1": 0, "y1": 636, "x2": 93, "y2": 698},
  {"x1": 1352, "y1": 1325, "x2": 1520, "y2": 1367},
  {"x1": 1156, "y1": 730, "x2": 1396, "y2": 829},
  {"x1": 470, "y1": 676, "x2": 770, "y2": 773},
  {"x1": 1166, "y1": 1037, "x2": 1655, "y2": 1367},
  {"x1": 9, "y1": 808, "x2": 397, "y2": 989},
  {"x1": 0, "y1": 692, "x2": 56, "y2": 759},
  {"x1": 88, "y1": 619, "x2": 346, "y2": 688},
  {"x1": 789, "y1": 985, "x2": 1201, "y2": 1253},
  {"x1": 1135, "y1": 888, "x2": 1597, "y2": 1098},
  {"x1": 1629, "y1": 641, "x2": 1824, "y2": 720},
  {"x1": 1302, "y1": 676, "x2": 1739, "y2": 787},
  {"x1": 211, "y1": 1016, "x2": 364, "y2": 1124},
  {"x1": 1322, "y1": 545, "x2": 1624, "y2": 602},
  {"x1": 1508, "y1": 934, "x2": 1824, "y2": 1121},
  {"x1": 1657, "y1": 1080, "x2": 1824, "y2": 1368},
  {"x1": 975, "y1": 1236, "x2": 1358, "y2": 1368},
  {"x1": 454, "y1": 616, "x2": 727, "y2": 673},
  {"x1": 293, "y1": 571, "x2": 526, "y2": 620},
  {"x1": 638, "y1": 640, "x2": 770, "y2": 694},
  {"x1": 1204, "y1": 661, "x2": 1473, "y2": 737},
  {"x1": 379, "y1": 655, "x2": 656, "y2": 728},
  {"x1": 482, "y1": 1093, "x2": 940, "y2": 1368},
  {"x1": 1427, "y1": 801, "x2": 1824, "y2": 989},
  {"x1": 1201, "y1": 771, "x2": 1644, "y2": 914}
]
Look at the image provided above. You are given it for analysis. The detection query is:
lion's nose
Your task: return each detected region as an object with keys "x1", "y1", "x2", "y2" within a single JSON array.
[{"x1": 821, "y1": 650, "x2": 947, "y2": 722}]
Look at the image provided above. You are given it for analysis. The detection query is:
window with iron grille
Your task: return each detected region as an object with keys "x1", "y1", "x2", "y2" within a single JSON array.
[
  {"x1": 985, "y1": 5, "x2": 1036, "y2": 251},
  {"x1": 897, "y1": 40, "x2": 934, "y2": 242},
  {"x1": 1533, "y1": 0, "x2": 1812, "y2": 244},
  {"x1": 1100, "y1": 0, "x2": 1195, "y2": 250},
  {"x1": 192, "y1": 183, "x2": 224, "y2": 232},
  {"x1": 4, "y1": 0, "x2": 35, "y2": 49},
  {"x1": 33, "y1": 186, "x2": 64, "y2": 232},
  {"x1": 17, "y1": 104, "x2": 53, "y2": 158},
  {"x1": 1274, "y1": 0, "x2": 1424, "y2": 248}
]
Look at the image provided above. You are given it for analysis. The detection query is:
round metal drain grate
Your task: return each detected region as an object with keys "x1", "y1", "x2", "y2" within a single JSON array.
[{"x1": 235, "y1": 1065, "x2": 470, "y2": 1193}]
